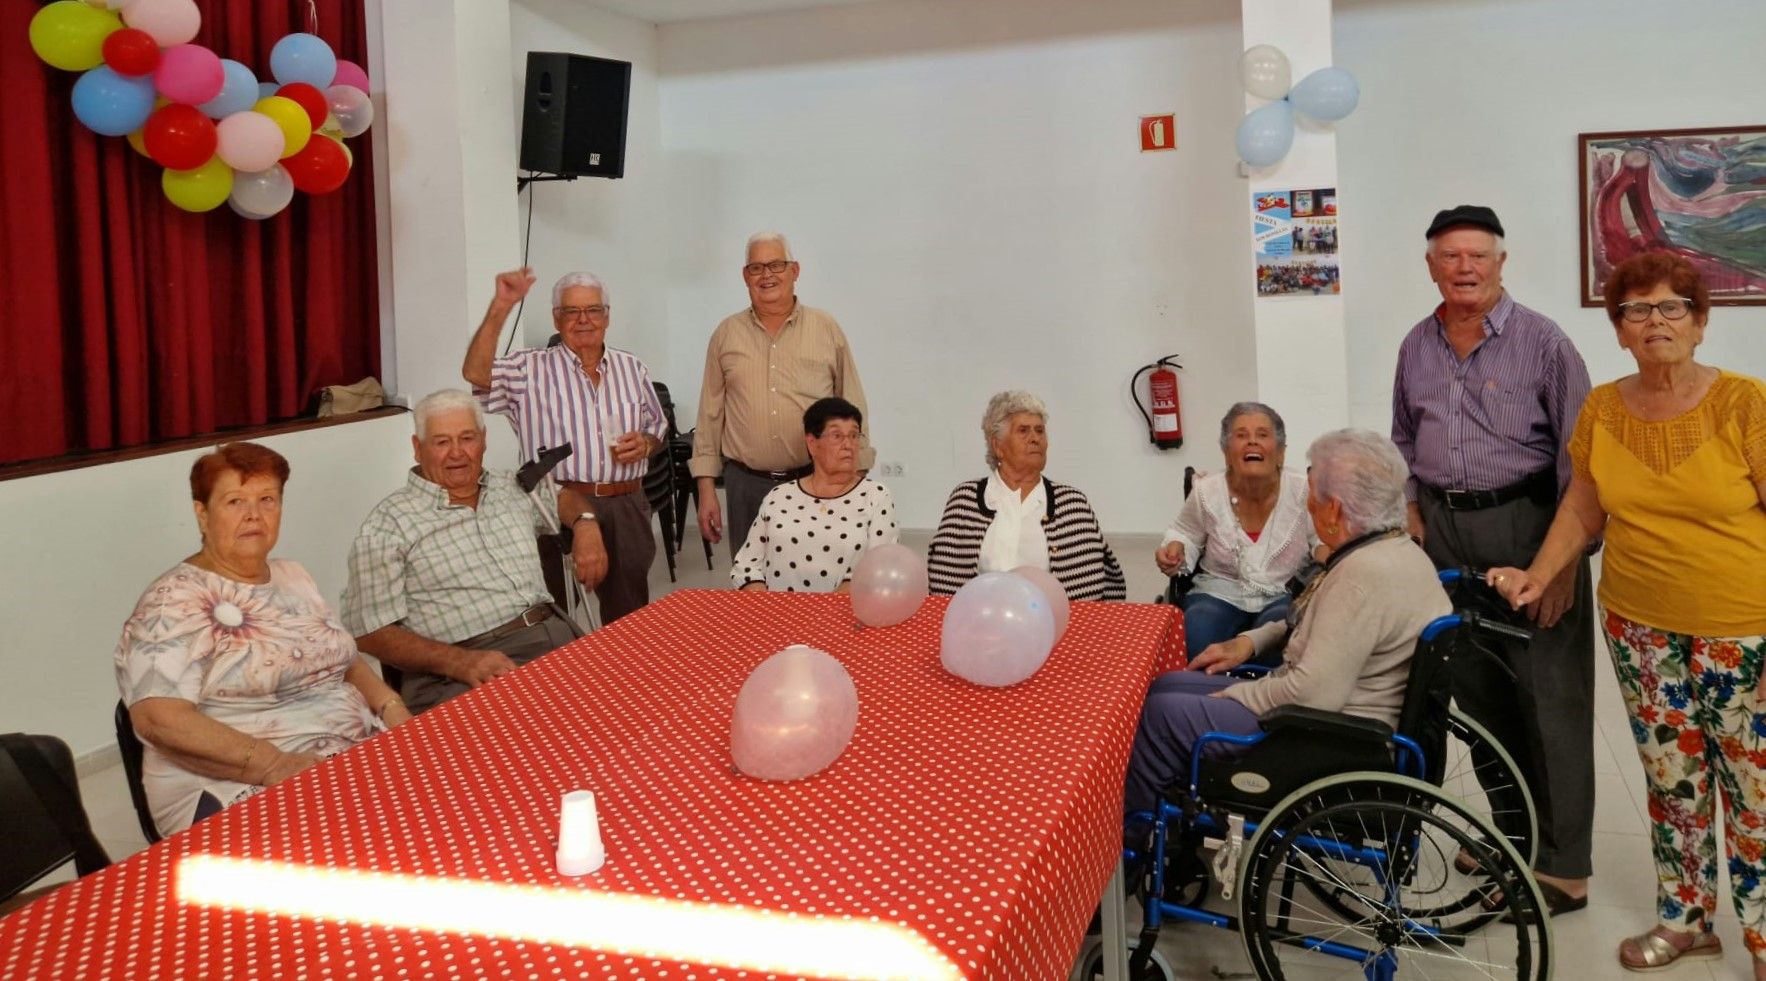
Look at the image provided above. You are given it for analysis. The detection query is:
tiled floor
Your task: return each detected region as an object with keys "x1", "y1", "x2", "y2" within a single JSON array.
[{"x1": 45, "y1": 527, "x2": 1761, "y2": 978}]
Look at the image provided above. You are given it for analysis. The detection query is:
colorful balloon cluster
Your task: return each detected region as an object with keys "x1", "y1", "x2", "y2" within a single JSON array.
[
  {"x1": 1235, "y1": 45, "x2": 1360, "y2": 169},
  {"x1": 29, "y1": 0, "x2": 374, "y2": 217}
]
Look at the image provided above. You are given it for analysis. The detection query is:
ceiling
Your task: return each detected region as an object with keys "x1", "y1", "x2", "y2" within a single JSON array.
[{"x1": 587, "y1": 0, "x2": 885, "y2": 24}]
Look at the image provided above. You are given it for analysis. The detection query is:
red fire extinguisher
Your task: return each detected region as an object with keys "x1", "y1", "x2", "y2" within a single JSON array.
[{"x1": 1132, "y1": 355, "x2": 1184, "y2": 450}]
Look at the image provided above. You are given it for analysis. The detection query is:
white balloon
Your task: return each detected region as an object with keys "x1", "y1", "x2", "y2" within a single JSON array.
[
  {"x1": 229, "y1": 164, "x2": 294, "y2": 219},
  {"x1": 324, "y1": 84, "x2": 374, "y2": 139},
  {"x1": 851, "y1": 543, "x2": 929, "y2": 627},
  {"x1": 1011, "y1": 566, "x2": 1070, "y2": 640},
  {"x1": 940, "y1": 573, "x2": 1056, "y2": 687},
  {"x1": 1240, "y1": 45, "x2": 1291, "y2": 100},
  {"x1": 730, "y1": 645, "x2": 858, "y2": 782}
]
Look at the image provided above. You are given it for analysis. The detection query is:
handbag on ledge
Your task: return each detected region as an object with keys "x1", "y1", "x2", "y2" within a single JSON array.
[{"x1": 316, "y1": 377, "x2": 386, "y2": 418}]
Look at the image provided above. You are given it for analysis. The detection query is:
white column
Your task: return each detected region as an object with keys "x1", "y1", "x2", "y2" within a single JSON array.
[
  {"x1": 371, "y1": 0, "x2": 521, "y2": 405},
  {"x1": 1242, "y1": 0, "x2": 1349, "y2": 449}
]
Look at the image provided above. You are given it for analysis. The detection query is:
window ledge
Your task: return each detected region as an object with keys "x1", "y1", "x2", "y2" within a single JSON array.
[{"x1": 0, "y1": 407, "x2": 409, "y2": 483}]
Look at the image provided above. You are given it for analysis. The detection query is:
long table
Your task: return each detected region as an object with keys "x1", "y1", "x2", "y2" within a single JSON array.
[{"x1": 1, "y1": 590, "x2": 1183, "y2": 979}]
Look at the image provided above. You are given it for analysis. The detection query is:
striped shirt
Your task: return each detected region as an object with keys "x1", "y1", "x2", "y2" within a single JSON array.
[
  {"x1": 341, "y1": 469, "x2": 556, "y2": 644},
  {"x1": 1390, "y1": 293, "x2": 1591, "y2": 501},
  {"x1": 927, "y1": 476, "x2": 1126, "y2": 601},
  {"x1": 479, "y1": 344, "x2": 668, "y2": 484},
  {"x1": 689, "y1": 303, "x2": 873, "y2": 477}
]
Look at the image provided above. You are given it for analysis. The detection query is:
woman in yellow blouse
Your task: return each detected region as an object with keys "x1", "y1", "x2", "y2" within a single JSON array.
[{"x1": 1491, "y1": 251, "x2": 1766, "y2": 975}]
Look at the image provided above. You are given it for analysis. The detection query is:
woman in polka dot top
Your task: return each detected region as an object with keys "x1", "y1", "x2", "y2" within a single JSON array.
[{"x1": 733, "y1": 397, "x2": 898, "y2": 592}]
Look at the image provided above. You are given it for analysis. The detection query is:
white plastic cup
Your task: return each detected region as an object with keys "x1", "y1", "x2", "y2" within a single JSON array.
[{"x1": 556, "y1": 790, "x2": 605, "y2": 876}]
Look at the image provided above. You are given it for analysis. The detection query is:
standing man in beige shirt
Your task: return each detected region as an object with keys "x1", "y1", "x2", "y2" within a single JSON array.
[{"x1": 692, "y1": 231, "x2": 873, "y2": 556}]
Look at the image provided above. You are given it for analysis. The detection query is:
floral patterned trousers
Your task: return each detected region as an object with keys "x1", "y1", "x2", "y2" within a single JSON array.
[{"x1": 1605, "y1": 608, "x2": 1766, "y2": 958}]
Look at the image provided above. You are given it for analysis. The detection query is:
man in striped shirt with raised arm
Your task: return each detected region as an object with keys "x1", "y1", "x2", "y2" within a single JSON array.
[
  {"x1": 464, "y1": 268, "x2": 668, "y2": 624},
  {"x1": 1391, "y1": 205, "x2": 1595, "y2": 915}
]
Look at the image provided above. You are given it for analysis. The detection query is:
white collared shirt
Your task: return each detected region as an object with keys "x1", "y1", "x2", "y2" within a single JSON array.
[{"x1": 979, "y1": 471, "x2": 1049, "y2": 573}]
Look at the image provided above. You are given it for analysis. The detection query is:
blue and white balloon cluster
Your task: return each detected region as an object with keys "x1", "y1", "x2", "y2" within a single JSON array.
[{"x1": 1235, "y1": 45, "x2": 1360, "y2": 168}]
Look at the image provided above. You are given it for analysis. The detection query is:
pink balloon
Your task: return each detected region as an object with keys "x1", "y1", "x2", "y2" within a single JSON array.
[
  {"x1": 940, "y1": 573, "x2": 1056, "y2": 687},
  {"x1": 215, "y1": 110, "x2": 286, "y2": 173},
  {"x1": 730, "y1": 646, "x2": 858, "y2": 782},
  {"x1": 1011, "y1": 565, "x2": 1070, "y2": 640},
  {"x1": 850, "y1": 543, "x2": 929, "y2": 627},
  {"x1": 121, "y1": 0, "x2": 200, "y2": 47},
  {"x1": 331, "y1": 59, "x2": 370, "y2": 93},
  {"x1": 155, "y1": 44, "x2": 225, "y2": 105}
]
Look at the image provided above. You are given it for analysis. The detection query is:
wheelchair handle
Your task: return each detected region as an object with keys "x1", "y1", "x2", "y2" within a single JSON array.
[{"x1": 1462, "y1": 611, "x2": 1534, "y2": 645}]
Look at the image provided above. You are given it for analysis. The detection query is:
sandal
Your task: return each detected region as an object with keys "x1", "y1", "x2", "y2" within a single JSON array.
[
  {"x1": 1617, "y1": 928, "x2": 1722, "y2": 973},
  {"x1": 1483, "y1": 879, "x2": 1588, "y2": 922}
]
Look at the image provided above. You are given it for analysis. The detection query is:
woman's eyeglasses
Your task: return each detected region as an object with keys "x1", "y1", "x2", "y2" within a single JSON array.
[{"x1": 1616, "y1": 298, "x2": 1693, "y2": 323}]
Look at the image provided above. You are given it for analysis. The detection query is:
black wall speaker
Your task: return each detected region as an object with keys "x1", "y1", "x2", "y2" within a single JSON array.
[{"x1": 519, "y1": 52, "x2": 631, "y2": 180}]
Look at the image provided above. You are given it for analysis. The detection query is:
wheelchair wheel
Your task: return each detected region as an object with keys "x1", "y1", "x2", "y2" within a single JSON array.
[
  {"x1": 1238, "y1": 772, "x2": 1549, "y2": 981},
  {"x1": 1072, "y1": 937, "x2": 1174, "y2": 981},
  {"x1": 1443, "y1": 707, "x2": 1539, "y2": 867}
]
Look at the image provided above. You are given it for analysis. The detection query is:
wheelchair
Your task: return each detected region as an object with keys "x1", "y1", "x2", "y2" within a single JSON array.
[{"x1": 1081, "y1": 570, "x2": 1549, "y2": 981}]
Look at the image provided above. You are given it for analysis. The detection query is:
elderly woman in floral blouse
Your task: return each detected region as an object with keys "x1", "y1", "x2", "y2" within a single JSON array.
[{"x1": 116, "y1": 443, "x2": 407, "y2": 837}]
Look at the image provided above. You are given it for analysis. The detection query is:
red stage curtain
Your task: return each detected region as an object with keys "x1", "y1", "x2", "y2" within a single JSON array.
[{"x1": 0, "y1": 1, "x2": 379, "y2": 467}]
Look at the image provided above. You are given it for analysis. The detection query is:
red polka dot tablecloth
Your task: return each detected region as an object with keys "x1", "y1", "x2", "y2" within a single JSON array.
[{"x1": 0, "y1": 590, "x2": 1183, "y2": 980}]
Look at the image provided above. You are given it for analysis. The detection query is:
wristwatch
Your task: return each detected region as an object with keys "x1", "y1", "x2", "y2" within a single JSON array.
[{"x1": 573, "y1": 509, "x2": 598, "y2": 526}]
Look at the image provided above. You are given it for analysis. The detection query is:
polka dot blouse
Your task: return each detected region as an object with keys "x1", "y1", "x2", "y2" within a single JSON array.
[{"x1": 731, "y1": 477, "x2": 898, "y2": 592}]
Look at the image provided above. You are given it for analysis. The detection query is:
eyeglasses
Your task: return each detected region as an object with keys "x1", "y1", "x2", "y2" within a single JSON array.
[
  {"x1": 1616, "y1": 298, "x2": 1694, "y2": 323},
  {"x1": 555, "y1": 305, "x2": 610, "y2": 321},
  {"x1": 812, "y1": 429, "x2": 861, "y2": 444},
  {"x1": 742, "y1": 260, "x2": 793, "y2": 277}
]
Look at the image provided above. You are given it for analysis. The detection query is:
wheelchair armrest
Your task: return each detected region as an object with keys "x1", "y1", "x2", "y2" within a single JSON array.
[{"x1": 1260, "y1": 704, "x2": 1393, "y2": 741}]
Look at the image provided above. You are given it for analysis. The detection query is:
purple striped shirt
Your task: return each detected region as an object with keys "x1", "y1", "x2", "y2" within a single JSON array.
[
  {"x1": 1391, "y1": 293, "x2": 1591, "y2": 501},
  {"x1": 478, "y1": 345, "x2": 668, "y2": 484}
]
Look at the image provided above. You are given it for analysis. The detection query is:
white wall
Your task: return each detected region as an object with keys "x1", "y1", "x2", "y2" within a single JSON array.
[
  {"x1": 1336, "y1": 0, "x2": 1766, "y2": 429},
  {"x1": 508, "y1": 2, "x2": 670, "y2": 375},
  {"x1": 0, "y1": 417, "x2": 417, "y2": 760},
  {"x1": 659, "y1": 0, "x2": 1258, "y2": 531}
]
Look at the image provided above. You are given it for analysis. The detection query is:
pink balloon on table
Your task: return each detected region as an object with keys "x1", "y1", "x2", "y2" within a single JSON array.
[
  {"x1": 155, "y1": 44, "x2": 224, "y2": 105},
  {"x1": 331, "y1": 59, "x2": 370, "y2": 93},
  {"x1": 849, "y1": 542, "x2": 929, "y2": 627},
  {"x1": 730, "y1": 645, "x2": 858, "y2": 782},
  {"x1": 215, "y1": 110, "x2": 286, "y2": 173},
  {"x1": 939, "y1": 572, "x2": 1056, "y2": 688},
  {"x1": 1011, "y1": 565, "x2": 1070, "y2": 640},
  {"x1": 121, "y1": 0, "x2": 200, "y2": 47}
]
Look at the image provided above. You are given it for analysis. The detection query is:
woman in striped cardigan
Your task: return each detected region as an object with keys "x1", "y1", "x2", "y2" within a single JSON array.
[{"x1": 927, "y1": 391, "x2": 1126, "y2": 601}]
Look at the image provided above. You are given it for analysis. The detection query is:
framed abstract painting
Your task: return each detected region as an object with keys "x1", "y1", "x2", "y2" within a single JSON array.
[{"x1": 1578, "y1": 125, "x2": 1766, "y2": 306}]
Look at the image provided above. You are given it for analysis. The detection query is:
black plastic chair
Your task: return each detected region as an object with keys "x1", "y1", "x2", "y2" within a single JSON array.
[
  {"x1": 1, "y1": 732, "x2": 112, "y2": 912},
  {"x1": 113, "y1": 701, "x2": 162, "y2": 844}
]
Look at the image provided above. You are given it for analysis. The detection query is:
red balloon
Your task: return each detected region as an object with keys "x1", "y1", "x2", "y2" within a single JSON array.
[
  {"x1": 143, "y1": 103, "x2": 218, "y2": 170},
  {"x1": 103, "y1": 28, "x2": 161, "y2": 77},
  {"x1": 282, "y1": 135, "x2": 350, "y2": 194},
  {"x1": 276, "y1": 82, "x2": 328, "y2": 130}
]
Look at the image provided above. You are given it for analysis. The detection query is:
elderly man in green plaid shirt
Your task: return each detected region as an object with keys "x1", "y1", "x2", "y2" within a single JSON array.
[{"x1": 342, "y1": 390, "x2": 597, "y2": 712}]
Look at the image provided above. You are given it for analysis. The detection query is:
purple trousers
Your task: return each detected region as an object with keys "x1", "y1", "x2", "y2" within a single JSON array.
[{"x1": 1123, "y1": 671, "x2": 1263, "y2": 816}]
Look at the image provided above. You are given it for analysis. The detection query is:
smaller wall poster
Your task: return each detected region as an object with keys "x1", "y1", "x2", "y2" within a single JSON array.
[{"x1": 1252, "y1": 187, "x2": 1340, "y2": 297}]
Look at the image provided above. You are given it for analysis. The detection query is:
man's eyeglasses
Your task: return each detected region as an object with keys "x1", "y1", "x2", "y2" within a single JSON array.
[
  {"x1": 742, "y1": 260, "x2": 793, "y2": 277},
  {"x1": 555, "y1": 305, "x2": 610, "y2": 321},
  {"x1": 1616, "y1": 298, "x2": 1694, "y2": 323}
]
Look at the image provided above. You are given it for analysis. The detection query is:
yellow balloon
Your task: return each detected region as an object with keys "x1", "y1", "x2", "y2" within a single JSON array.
[
  {"x1": 162, "y1": 157, "x2": 235, "y2": 213},
  {"x1": 29, "y1": 0, "x2": 121, "y2": 72},
  {"x1": 126, "y1": 128, "x2": 149, "y2": 157},
  {"x1": 253, "y1": 97, "x2": 313, "y2": 159}
]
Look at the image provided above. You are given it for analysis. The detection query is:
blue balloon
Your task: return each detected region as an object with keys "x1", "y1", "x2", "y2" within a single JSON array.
[
  {"x1": 1289, "y1": 67, "x2": 1360, "y2": 123},
  {"x1": 199, "y1": 60, "x2": 260, "y2": 120},
  {"x1": 257, "y1": 81, "x2": 280, "y2": 101},
  {"x1": 269, "y1": 33, "x2": 337, "y2": 88},
  {"x1": 71, "y1": 66, "x2": 156, "y2": 137},
  {"x1": 1236, "y1": 101, "x2": 1294, "y2": 168}
]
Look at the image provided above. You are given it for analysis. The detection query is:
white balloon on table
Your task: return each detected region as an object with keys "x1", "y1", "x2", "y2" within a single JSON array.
[
  {"x1": 730, "y1": 645, "x2": 859, "y2": 782},
  {"x1": 850, "y1": 543, "x2": 929, "y2": 628},
  {"x1": 940, "y1": 572, "x2": 1056, "y2": 688},
  {"x1": 1009, "y1": 565, "x2": 1069, "y2": 641}
]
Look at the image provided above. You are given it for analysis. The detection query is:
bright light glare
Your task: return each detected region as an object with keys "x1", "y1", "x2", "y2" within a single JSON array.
[{"x1": 176, "y1": 855, "x2": 961, "y2": 981}]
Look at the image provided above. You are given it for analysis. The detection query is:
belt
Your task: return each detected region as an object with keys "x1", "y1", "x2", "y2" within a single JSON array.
[
  {"x1": 459, "y1": 603, "x2": 555, "y2": 647},
  {"x1": 559, "y1": 479, "x2": 641, "y2": 498},
  {"x1": 725, "y1": 458, "x2": 812, "y2": 482},
  {"x1": 1420, "y1": 469, "x2": 1556, "y2": 512}
]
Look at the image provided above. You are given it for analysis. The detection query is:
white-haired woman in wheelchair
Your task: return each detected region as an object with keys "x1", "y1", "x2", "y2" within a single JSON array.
[{"x1": 1124, "y1": 429, "x2": 1450, "y2": 816}]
